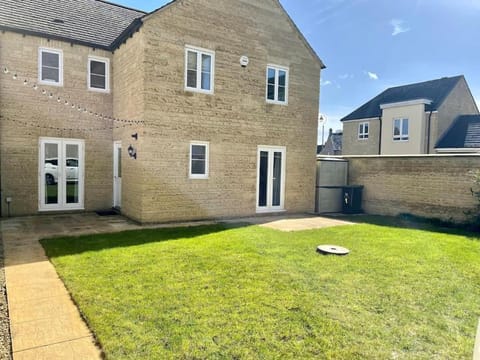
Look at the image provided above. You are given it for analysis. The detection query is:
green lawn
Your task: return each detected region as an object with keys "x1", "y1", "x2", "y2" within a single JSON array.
[{"x1": 40, "y1": 219, "x2": 480, "y2": 359}]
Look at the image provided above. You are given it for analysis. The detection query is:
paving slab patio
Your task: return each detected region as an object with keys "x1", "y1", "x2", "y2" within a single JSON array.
[{"x1": 0, "y1": 212, "x2": 351, "y2": 359}]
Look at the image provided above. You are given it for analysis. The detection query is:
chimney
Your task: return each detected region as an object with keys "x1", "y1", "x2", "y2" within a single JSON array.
[{"x1": 329, "y1": 128, "x2": 333, "y2": 137}]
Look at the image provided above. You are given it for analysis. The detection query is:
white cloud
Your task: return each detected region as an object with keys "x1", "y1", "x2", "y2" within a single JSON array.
[
  {"x1": 339, "y1": 73, "x2": 354, "y2": 80},
  {"x1": 390, "y1": 19, "x2": 411, "y2": 36},
  {"x1": 367, "y1": 71, "x2": 379, "y2": 80},
  {"x1": 321, "y1": 79, "x2": 332, "y2": 86}
]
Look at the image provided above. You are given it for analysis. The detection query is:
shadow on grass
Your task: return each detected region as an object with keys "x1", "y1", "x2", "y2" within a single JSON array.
[
  {"x1": 40, "y1": 222, "x2": 251, "y2": 259},
  {"x1": 326, "y1": 214, "x2": 480, "y2": 240}
]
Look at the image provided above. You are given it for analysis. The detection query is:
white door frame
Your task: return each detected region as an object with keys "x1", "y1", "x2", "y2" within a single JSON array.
[
  {"x1": 39, "y1": 137, "x2": 85, "y2": 211},
  {"x1": 256, "y1": 145, "x2": 286, "y2": 213},
  {"x1": 113, "y1": 141, "x2": 122, "y2": 208}
]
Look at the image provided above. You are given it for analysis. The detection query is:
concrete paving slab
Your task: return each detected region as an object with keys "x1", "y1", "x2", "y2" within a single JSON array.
[{"x1": 13, "y1": 336, "x2": 101, "y2": 360}]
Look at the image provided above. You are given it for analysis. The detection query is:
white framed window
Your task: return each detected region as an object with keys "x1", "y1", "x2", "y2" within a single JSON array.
[
  {"x1": 38, "y1": 47, "x2": 63, "y2": 86},
  {"x1": 88, "y1": 56, "x2": 110, "y2": 92},
  {"x1": 393, "y1": 118, "x2": 409, "y2": 141},
  {"x1": 189, "y1": 141, "x2": 209, "y2": 179},
  {"x1": 266, "y1": 65, "x2": 289, "y2": 105},
  {"x1": 358, "y1": 122, "x2": 369, "y2": 140},
  {"x1": 185, "y1": 46, "x2": 215, "y2": 94}
]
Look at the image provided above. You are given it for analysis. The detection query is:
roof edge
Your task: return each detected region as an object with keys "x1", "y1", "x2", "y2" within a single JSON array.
[
  {"x1": 110, "y1": 18, "x2": 144, "y2": 50},
  {"x1": 0, "y1": 26, "x2": 112, "y2": 51},
  {"x1": 274, "y1": 0, "x2": 326, "y2": 69}
]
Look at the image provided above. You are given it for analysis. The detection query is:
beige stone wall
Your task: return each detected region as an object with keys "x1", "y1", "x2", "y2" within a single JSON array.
[
  {"x1": 346, "y1": 155, "x2": 480, "y2": 222},
  {"x1": 135, "y1": 0, "x2": 321, "y2": 223},
  {"x1": 342, "y1": 118, "x2": 380, "y2": 155},
  {"x1": 0, "y1": 31, "x2": 114, "y2": 216},
  {"x1": 112, "y1": 30, "x2": 146, "y2": 222}
]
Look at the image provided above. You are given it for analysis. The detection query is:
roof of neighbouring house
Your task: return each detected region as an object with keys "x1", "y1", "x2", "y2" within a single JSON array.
[
  {"x1": 341, "y1": 76, "x2": 464, "y2": 121},
  {"x1": 0, "y1": 0, "x2": 146, "y2": 50},
  {"x1": 435, "y1": 115, "x2": 480, "y2": 149},
  {"x1": 321, "y1": 131, "x2": 343, "y2": 154}
]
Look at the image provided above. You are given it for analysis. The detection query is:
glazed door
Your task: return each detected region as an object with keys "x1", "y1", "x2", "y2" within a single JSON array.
[
  {"x1": 257, "y1": 146, "x2": 286, "y2": 212},
  {"x1": 39, "y1": 138, "x2": 84, "y2": 211},
  {"x1": 113, "y1": 141, "x2": 122, "y2": 208}
]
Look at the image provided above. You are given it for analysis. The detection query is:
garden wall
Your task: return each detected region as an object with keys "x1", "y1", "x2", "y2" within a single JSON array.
[{"x1": 343, "y1": 155, "x2": 480, "y2": 223}]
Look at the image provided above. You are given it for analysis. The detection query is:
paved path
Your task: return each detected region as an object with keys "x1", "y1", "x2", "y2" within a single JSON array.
[{"x1": 0, "y1": 213, "x2": 351, "y2": 359}]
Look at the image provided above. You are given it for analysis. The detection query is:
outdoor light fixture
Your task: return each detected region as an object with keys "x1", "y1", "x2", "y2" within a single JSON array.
[
  {"x1": 128, "y1": 145, "x2": 137, "y2": 160},
  {"x1": 131, "y1": 133, "x2": 138, "y2": 140}
]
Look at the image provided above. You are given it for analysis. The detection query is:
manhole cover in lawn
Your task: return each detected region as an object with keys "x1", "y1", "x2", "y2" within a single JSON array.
[{"x1": 317, "y1": 245, "x2": 350, "y2": 256}]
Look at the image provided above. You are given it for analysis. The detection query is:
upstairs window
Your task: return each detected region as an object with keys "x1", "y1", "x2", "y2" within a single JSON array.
[
  {"x1": 39, "y1": 48, "x2": 63, "y2": 86},
  {"x1": 266, "y1": 65, "x2": 289, "y2": 104},
  {"x1": 190, "y1": 142, "x2": 209, "y2": 179},
  {"x1": 185, "y1": 46, "x2": 214, "y2": 94},
  {"x1": 358, "y1": 122, "x2": 369, "y2": 140},
  {"x1": 88, "y1": 57, "x2": 110, "y2": 92},
  {"x1": 393, "y1": 118, "x2": 409, "y2": 141}
]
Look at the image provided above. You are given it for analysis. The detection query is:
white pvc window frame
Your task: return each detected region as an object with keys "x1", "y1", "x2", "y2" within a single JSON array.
[
  {"x1": 38, "y1": 47, "x2": 63, "y2": 87},
  {"x1": 39, "y1": 137, "x2": 85, "y2": 212},
  {"x1": 184, "y1": 45, "x2": 215, "y2": 95},
  {"x1": 88, "y1": 56, "x2": 110, "y2": 93},
  {"x1": 189, "y1": 141, "x2": 210, "y2": 179},
  {"x1": 393, "y1": 118, "x2": 409, "y2": 141},
  {"x1": 358, "y1": 122, "x2": 370, "y2": 140},
  {"x1": 256, "y1": 145, "x2": 287, "y2": 213},
  {"x1": 266, "y1": 65, "x2": 289, "y2": 105}
]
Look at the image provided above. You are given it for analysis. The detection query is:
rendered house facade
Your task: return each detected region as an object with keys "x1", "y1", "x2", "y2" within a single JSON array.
[
  {"x1": 0, "y1": 0, "x2": 324, "y2": 222},
  {"x1": 341, "y1": 76, "x2": 479, "y2": 155}
]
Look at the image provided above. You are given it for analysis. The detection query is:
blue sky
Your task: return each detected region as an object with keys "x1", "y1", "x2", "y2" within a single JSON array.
[{"x1": 115, "y1": 0, "x2": 480, "y2": 142}]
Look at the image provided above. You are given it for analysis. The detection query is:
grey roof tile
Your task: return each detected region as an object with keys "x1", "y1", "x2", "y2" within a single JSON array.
[
  {"x1": 342, "y1": 76, "x2": 464, "y2": 121},
  {"x1": 0, "y1": 0, "x2": 145, "y2": 50},
  {"x1": 436, "y1": 115, "x2": 480, "y2": 149}
]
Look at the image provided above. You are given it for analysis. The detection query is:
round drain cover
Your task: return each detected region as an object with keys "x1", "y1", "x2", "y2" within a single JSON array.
[{"x1": 317, "y1": 245, "x2": 350, "y2": 256}]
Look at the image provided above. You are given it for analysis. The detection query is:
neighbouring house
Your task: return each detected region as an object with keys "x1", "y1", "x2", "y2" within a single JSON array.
[
  {"x1": 0, "y1": 0, "x2": 324, "y2": 222},
  {"x1": 341, "y1": 76, "x2": 479, "y2": 155},
  {"x1": 320, "y1": 129, "x2": 342, "y2": 155},
  {"x1": 436, "y1": 115, "x2": 480, "y2": 153}
]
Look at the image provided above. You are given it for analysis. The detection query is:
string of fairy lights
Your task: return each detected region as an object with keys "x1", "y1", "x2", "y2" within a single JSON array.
[{"x1": 1, "y1": 65, "x2": 145, "y2": 131}]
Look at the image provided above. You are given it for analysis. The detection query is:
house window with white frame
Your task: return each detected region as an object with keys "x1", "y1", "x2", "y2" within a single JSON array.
[
  {"x1": 185, "y1": 46, "x2": 214, "y2": 94},
  {"x1": 266, "y1": 65, "x2": 289, "y2": 104},
  {"x1": 189, "y1": 142, "x2": 209, "y2": 179},
  {"x1": 393, "y1": 118, "x2": 409, "y2": 141},
  {"x1": 88, "y1": 57, "x2": 109, "y2": 92},
  {"x1": 39, "y1": 48, "x2": 63, "y2": 86},
  {"x1": 358, "y1": 122, "x2": 369, "y2": 140}
]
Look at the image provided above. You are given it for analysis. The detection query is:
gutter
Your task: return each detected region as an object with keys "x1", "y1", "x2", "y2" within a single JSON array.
[
  {"x1": 426, "y1": 110, "x2": 433, "y2": 154},
  {"x1": 378, "y1": 116, "x2": 382, "y2": 155}
]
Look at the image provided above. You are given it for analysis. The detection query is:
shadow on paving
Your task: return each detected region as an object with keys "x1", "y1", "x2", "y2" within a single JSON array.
[
  {"x1": 327, "y1": 214, "x2": 480, "y2": 240},
  {"x1": 40, "y1": 222, "x2": 251, "y2": 259}
]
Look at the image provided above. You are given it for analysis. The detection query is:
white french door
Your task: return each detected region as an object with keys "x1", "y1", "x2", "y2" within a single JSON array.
[
  {"x1": 39, "y1": 138, "x2": 85, "y2": 211},
  {"x1": 113, "y1": 141, "x2": 122, "y2": 208},
  {"x1": 256, "y1": 146, "x2": 286, "y2": 213}
]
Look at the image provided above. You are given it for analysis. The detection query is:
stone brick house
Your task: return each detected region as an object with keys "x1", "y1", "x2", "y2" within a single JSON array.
[
  {"x1": 341, "y1": 76, "x2": 479, "y2": 155},
  {"x1": 0, "y1": 0, "x2": 324, "y2": 222}
]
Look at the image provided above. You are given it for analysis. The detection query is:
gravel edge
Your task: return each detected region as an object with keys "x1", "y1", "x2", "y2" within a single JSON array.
[{"x1": 0, "y1": 235, "x2": 12, "y2": 360}]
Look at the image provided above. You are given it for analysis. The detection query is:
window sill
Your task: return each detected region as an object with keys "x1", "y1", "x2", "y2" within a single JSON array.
[
  {"x1": 266, "y1": 100, "x2": 288, "y2": 106},
  {"x1": 185, "y1": 87, "x2": 214, "y2": 95},
  {"x1": 88, "y1": 87, "x2": 110, "y2": 94},
  {"x1": 38, "y1": 80, "x2": 63, "y2": 87}
]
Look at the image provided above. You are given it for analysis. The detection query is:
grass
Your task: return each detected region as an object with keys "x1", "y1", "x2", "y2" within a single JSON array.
[{"x1": 40, "y1": 219, "x2": 480, "y2": 359}]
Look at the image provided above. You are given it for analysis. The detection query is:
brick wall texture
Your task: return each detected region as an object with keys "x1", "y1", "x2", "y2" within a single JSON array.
[{"x1": 346, "y1": 155, "x2": 480, "y2": 222}]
